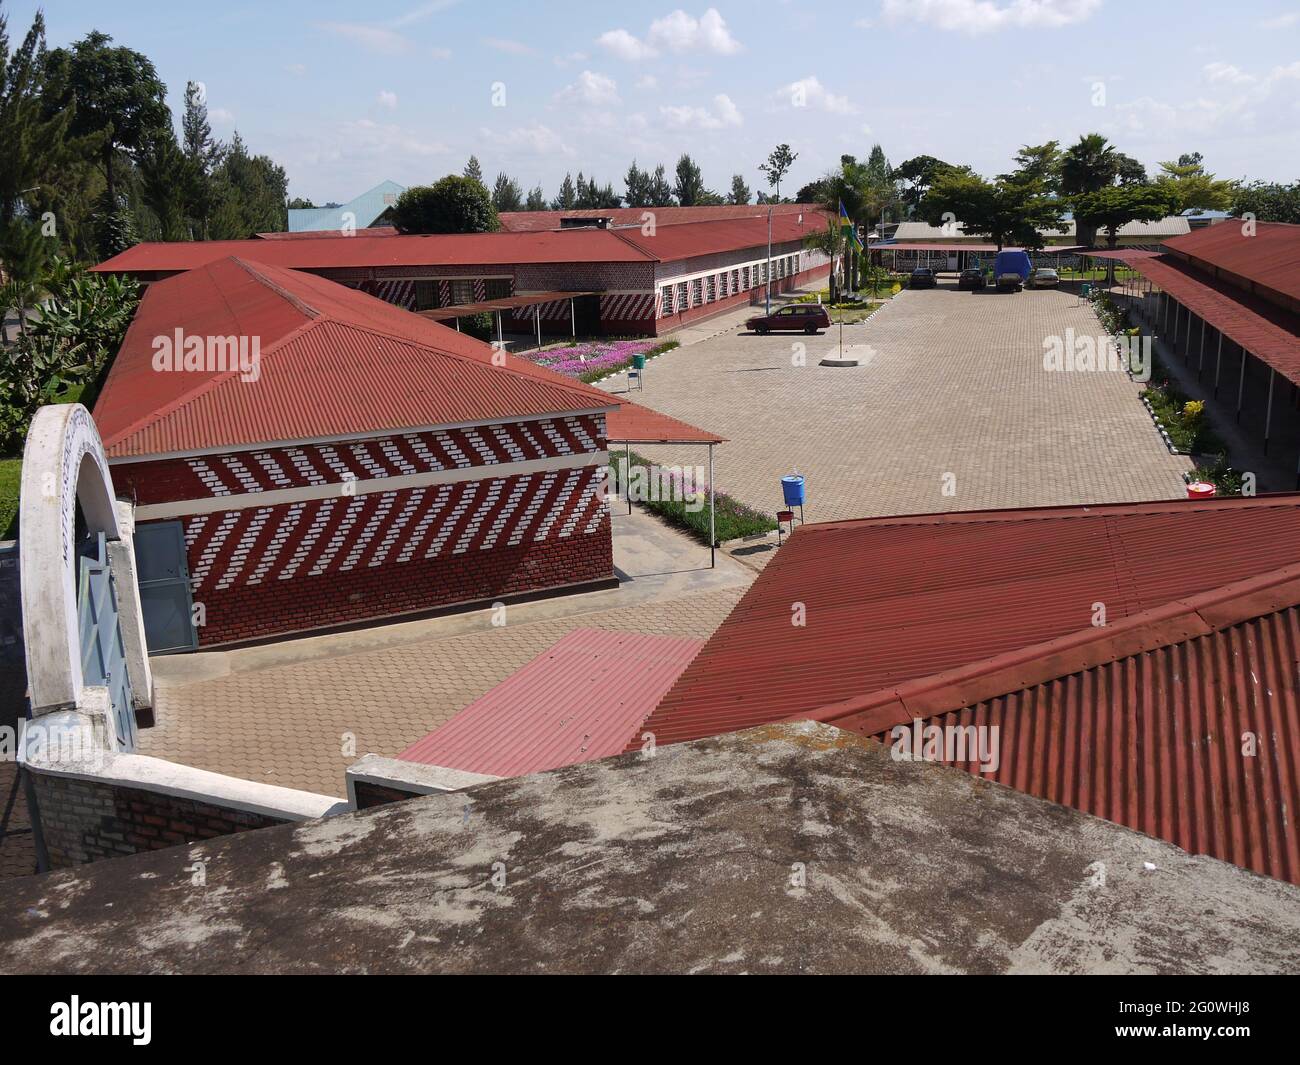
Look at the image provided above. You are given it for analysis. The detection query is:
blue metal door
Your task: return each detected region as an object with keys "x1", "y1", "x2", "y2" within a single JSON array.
[{"x1": 78, "y1": 532, "x2": 136, "y2": 750}]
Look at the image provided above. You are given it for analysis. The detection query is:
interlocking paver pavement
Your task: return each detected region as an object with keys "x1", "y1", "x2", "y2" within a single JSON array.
[
  {"x1": 607, "y1": 286, "x2": 1192, "y2": 522},
  {"x1": 139, "y1": 586, "x2": 745, "y2": 798}
]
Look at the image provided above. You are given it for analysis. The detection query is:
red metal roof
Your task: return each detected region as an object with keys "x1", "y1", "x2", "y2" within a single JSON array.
[
  {"x1": 639, "y1": 496, "x2": 1300, "y2": 747},
  {"x1": 256, "y1": 227, "x2": 399, "y2": 239},
  {"x1": 636, "y1": 494, "x2": 1300, "y2": 884},
  {"x1": 93, "y1": 228, "x2": 655, "y2": 275},
  {"x1": 820, "y1": 562, "x2": 1300, "y2": 886},
  {"x1": 1163, "y1": 221, "x2": 1300, "y2": 307},
  {"x1": 498, "y1": 203, "x2": 817, "y2": 233},
  {"x1": 93, "y1": 256, "x2": 721, "y2": 457},
  {"x1": 605, "y1": 404, "x2": 723, "y2": 445},
  {"x1": 397, "y1": 628, "x2": 704, "y2": 776},
  {"x1": 1106, "y1": 252, "x2": 1300, "y2": 384},
  {"x1": 616, "y1": 212, "x2": 830, "y2": 263}
]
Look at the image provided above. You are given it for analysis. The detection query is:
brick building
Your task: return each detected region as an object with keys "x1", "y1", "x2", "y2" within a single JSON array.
[
  {"x1": 94, "y1": 212, "x2": 832, "y2": 337},
  {"x1": 92, "y1": 256, "x2": 645, "y2": 649}
]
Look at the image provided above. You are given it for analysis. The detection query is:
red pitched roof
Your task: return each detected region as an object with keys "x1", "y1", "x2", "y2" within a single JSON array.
[
  {"x1": 92, "y1": 228, "x2": 655, "y2": 275},
  {"x1": 1163, "y1": 221, "x2": 1300, "y2": 307},
  {"x1": 398, "y1": 629, "x2": 704, "y2": 777},
  {"x1": 497, "y1": 203, "x2": 818, "y2": 233},
  {"x1": 94, "y1": 256, "x2": 718, "y2": 458},
  {"x1": 638, "y1": 495, "x2": 1300, "y2": 884},
  {"x1": 615, "y1": 212, "x2": 828, "y2": 263}
]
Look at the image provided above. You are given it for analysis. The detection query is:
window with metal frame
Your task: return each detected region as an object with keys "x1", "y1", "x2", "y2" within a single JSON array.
[
  {"x1": 661, "y1": 285, "x2": 674, "y2": 316},
  {"x1": 449, "y1": 279, "x2": 473, "y2": 305},
  {"x1": 484, "y1": 278, "x2": 511, "y2": 300},
  {"x1": 413, "y1": 280, "x2": 440, "y2": 310}
]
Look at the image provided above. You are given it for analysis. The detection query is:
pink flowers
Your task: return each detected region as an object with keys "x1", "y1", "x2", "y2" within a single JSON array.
[{"x1": 520, "y1": 339, "x2": 661, "y2": 379}]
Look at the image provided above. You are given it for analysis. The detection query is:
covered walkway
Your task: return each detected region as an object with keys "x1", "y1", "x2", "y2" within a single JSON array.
[{"x1": 1085, "y1": 246, "x2": 1300, "y2": 485}]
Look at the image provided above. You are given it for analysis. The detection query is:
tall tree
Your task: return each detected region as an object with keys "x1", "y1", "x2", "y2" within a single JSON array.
[
  {"x1": 138, "y1": 128, "x2": 189, "y2": 240},
  {"x1": 389, "y1": 174, "x2": 499, "y2": 234},
  {"x1": 920, "y1": 170, "x2": 1064, "y2": 250},
  {"x1": 1155, "y1": 156, "x2": 1235, "y2": 214},
  {"x1": 1231, "y1": 180, "x2": 1300, "y2": 223},
  {"x1": 180, "y1": 80, "x2": 222, "y2": 238},
  {"x1": 463, "y1": 155, "x2": 483, "y2": 185},
  {"x1": 624, "y1": 160, "x2": 651, "y2": 208},
  {"x1": 207, "y1": 131, "x2": 289, "y2": 237},
  {"x1": 759, "y1": 143, "x2": 798, "y2": 201},
  {"x1": 552, "y1": 172, "x2": 576, "y2": 210},
  {"x1": 0, "y1": 9, "x2": 72, "y2": 226},
  {"x1": 1008, "y1": 141, "x2": 1061, "y2": 193},
  {"x1": 1073, "y1": 184, "x2": 1182, "y2": 247},
  {"x1": 646, "y1": 164, "x2": 674, "y2": 207},
  {"x1": 728, "y1": 174, "x2": 751, "y2": 205},
  {"x1": 893, "y1": 156, "x2": 964, "y2": 211},
  {"x1": 673, "y1": 153, "x2": 707, "y2": 206},
  {"x1": 524, "y1": 184, "x2": 547, "y2": 211},
  {"x1": 491, "y1": 171, "x2": 523, "y2": 212},
  {"x1": 52, "y1": 30, "x2": 170, "y2": 210},
  {"x1": 1061, "y1": 134, "x2": 1149, "y2": 244}
]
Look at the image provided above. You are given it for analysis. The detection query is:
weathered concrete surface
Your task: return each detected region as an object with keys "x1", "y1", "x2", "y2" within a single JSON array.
[{"x1": 1, "y1": 722, "x2": 1298, "y2": 974}]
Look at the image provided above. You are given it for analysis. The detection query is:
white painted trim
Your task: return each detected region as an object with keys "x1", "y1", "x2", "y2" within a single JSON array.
[
  {"x1": 656, "y1": 244, "x2": 807, "y2": 290},
  {"x1": 135, "y1": 450, "x2": 609, "y2": 520},
  {"x1": 107, "y1": 407, "x2": 615, "y2": 465},
  {"x1": 20, "y1": 724, "x2": 346, "y2": 821}
]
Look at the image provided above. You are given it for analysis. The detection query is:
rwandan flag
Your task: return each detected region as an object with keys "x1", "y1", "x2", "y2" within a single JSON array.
[{"x1": 839, "y1": 201, "x2": 864, "y2": 251}]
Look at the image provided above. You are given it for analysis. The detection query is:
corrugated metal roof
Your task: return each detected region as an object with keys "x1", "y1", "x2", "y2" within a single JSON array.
[
  {"x1": 287, "y1": 180, "x2": 405, "y2": 233},
  {"x1": 1113, "y1": 252, "x2": 1300, "y2": 384},
  {"x1": 618, "y1": 212, "x2": 827, "y2": 263},
  {"x1": 498, "y1": 203, "x2": 816, "y2": 232},
  {"x1": 92, "y1": 228, "x2": 656, "y2": 275},
  {"x1": 1163, "y1": 221, "x2": 1300, "y2": 306},
  {"x1": 605, "y1": 404, "x2": 723, "y2": 445},
  {"x1": 634, "y1": 495, "x2": 1300, "y2": 884},
  {"x1": 397, "y1": 628, "x2": 704, "y2": 776},
  {"x1": 93, "y1": 256, "x2": 720, "y2": 457},
  {"x1": 638, "y1": 496, "x2": 1300, "y2": 748},
  {"x1": 826, "y1": 563, "x2": 1300, "y2": 885}
]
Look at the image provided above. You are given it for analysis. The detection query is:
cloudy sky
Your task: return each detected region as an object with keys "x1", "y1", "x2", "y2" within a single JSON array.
[{"x1": 17, "y1": 0, "x2": 1300, "y2": 203}]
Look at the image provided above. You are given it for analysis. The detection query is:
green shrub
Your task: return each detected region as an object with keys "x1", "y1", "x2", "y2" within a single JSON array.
[
  {"x1": 0, "y1": 458, "x2": 20, "y2": 540},
  {"x1": 607, "y1": 450, "x2": 775, "y2": 545}
]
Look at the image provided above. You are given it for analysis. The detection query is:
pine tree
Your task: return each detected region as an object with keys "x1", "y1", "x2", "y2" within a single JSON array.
[
  {"x1": 553, "y1": 172, "x2": 576, "y2": 210},
  {"x1": 463, "y1": 155, "x2": 483, "y2": 185},
  {"x1": 728, "y1": 174, "x2": 751, "y2": 205}
]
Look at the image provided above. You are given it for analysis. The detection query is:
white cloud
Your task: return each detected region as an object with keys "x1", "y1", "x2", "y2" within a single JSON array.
[
  {"x1": 317, "y1": 22, "x2": 411, "y2": 54},
  {"x1": 1203, "y1": 61, "x2": 1255, "y2": 85},
  {"x1": 479, "y1": 123, "x2": 574, "y2": 156},
  {"x1": 597, "y1": 8, "x2": 742, "y2": 60},
  {"x1": 430, "y1": 46, "x2": 451, "y2": 60},
  {"x1": 377, "y1": 90, "x2": 398, "y2": 109},
  {"x1": 635, "y1": 74, "x2": 659, "y2": 90},
  {"x1": 881, "y1": 0, "x2": 1101, "y2": 35},
  {"x1": 1261, "y1": 12, "x2": 1300, "y2": 28},
  {"x1": 338, "y1": 118, "x2": 447, "y2": 158},
  {"x1": 555, "y1": 71, "x2": 621, "y2": 106},
  {"x1": 209, "y1": 107, "x2": 236, "y2": 124},
  {"x1": 484, "y1": 37, "x2": 534, "y2": 55},
  {"x1": 659, "y1": 92, "x2": 743, "y2": 129},
  {"x1": 775, "y1": 75, "x2": 857, "y2": 114},
  {"x1": 285, "y1": 63, "x2": 306, "y2": 76}
]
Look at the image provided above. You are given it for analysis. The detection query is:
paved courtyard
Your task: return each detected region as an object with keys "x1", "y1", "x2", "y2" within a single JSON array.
[
  {"x1": 139, "y1": 509, "x2": 750, "y2": 797},
  {"x1": 608, "y1": 284, "x2": 1192, "y2": 523}
]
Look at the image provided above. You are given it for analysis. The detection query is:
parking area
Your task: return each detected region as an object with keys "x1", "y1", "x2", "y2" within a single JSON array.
[{"x1": 604, "y1": 283, "x2": 1192, "y2": 522}]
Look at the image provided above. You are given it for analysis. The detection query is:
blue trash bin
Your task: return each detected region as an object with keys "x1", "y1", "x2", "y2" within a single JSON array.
[{"x1": 781, "y1": 475, "x2": 805, "y2": 507}]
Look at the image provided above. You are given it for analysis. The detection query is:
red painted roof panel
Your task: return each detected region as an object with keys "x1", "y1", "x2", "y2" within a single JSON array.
[
  {"x1": 93, "y1": 256, "x2": 721, "y2": 457},
  {"x1": 498, "y1": 203, "x2": 817, "y2": 232},
  {"x1": 398, "y1": 628, "x2": 704, "y2": 776},
  {"x1": 1163, "y1": 221, "x2": 1300, "y2": 305},
  {"x1": 640, "y1": 496, "x2": 1300, "y2": 748}
]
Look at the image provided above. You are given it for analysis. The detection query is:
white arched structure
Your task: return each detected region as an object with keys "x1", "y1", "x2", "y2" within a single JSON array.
[{"x1": 19, "y1": 404, "x2": 150, "y2": 720}]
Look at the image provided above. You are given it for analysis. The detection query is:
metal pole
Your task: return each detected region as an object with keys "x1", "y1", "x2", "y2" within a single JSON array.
[
  {"x1": 496, "y1": 310, "x2": 503, "y2": 348},
  {"x1": 1197, "y1": 316, "x2": 1206, "y2": 379},
  {"x1": 708, "y1": 443, "x2": 715, "y2": 569},
  {"x1": 1265, "y1": 367, "x2": 1276, "y2": 453},
  {"x1": 1237, "y1": 347, "x2": 1247, "y2": 424},
  {"x1": 570, "y1": 297, "x2": 576, "y2": 338},
  {"x1": 1213, "y1": 331, "x2": 1223, "y2": 397},
  {"x1": 455, "y1": 317, "x2": 460, "y2": 332},
  {"x1": 626, "y1": 442, "x2": 631, "y2": 515},
  {"x1": 765, "y1": 206, "x2": 772, "y2": 315},
  {"x1": 535, "y1": 305, "x2": 541, "y2": 350}
]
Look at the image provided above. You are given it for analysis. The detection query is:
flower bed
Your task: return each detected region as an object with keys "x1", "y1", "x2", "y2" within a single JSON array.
[
  {"x1": 518, "y1": 338, "x2": 678, "y2": 383},
  {"x1": 607, "y1": 450, "x2": 776, "y2": 545}
]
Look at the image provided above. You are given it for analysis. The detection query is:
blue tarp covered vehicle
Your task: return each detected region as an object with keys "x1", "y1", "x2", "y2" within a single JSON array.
[{"x1": 993, "y1": 249, "x2": 1032, "y2": 291}]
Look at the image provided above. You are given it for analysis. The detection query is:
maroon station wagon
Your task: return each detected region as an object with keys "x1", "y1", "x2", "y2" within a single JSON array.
[{"x1": 745, "y1": 303, "x2": 831, "y2": 334}]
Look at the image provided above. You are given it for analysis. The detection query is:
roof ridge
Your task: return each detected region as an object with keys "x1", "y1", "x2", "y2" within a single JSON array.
[
  {"x1": 98, "y1": 260, "x2": 321, "y2": 451},
  {"x1": 800, "y1": 558, "x2": 1300, "y2": 737}
]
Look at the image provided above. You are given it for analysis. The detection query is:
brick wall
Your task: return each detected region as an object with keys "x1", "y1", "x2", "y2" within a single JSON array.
[{"x1": 28, "y1": 772, "x2": 287, "y2": 869}]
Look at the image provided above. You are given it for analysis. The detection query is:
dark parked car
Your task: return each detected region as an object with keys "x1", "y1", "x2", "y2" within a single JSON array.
[
  {"x1": 745, "y1": 304, "x2": 831, "y2": 334},
  {"x1": 958, "y1": 268, "x2": 986, "y2": 290},
  {"x1": 909, "y1": 268, "x2": 937, "y2": 289}
]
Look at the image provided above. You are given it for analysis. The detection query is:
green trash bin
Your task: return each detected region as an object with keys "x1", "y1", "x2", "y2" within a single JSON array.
[
  {"x1": 632, "y1": 353, "x2": 647, "y2": 370},
  {"x1": 1080, "y1": 281, "x2": 1093, "y2": 299}
]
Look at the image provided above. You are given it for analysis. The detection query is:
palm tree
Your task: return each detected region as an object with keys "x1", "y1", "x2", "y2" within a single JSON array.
[{"x1": 804, "y1": 219, "x2": 847, "y2": 304}]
